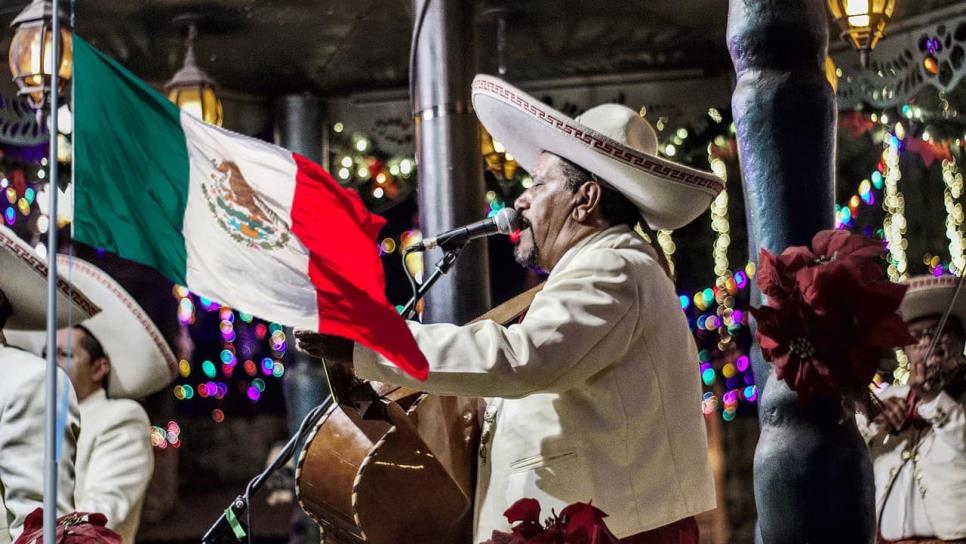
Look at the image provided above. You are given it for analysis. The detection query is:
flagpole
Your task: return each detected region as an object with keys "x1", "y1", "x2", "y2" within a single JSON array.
[{"x1": 44, "y1": 0, "x2": 62, "y2": 540}]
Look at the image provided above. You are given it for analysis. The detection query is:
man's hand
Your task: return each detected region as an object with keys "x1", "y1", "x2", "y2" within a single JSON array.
[
  {"x1": 293, "y1": 330, "x2": 354, "y2": 365},
  {"x1": 873, "y1": 396, "x2": 909, "y2": 433},
  {"x1": 908, "y1": 354, "x2": 941, "y2": 402}
]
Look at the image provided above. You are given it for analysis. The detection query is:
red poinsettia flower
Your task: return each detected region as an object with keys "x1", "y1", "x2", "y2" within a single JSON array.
[
  {"x1": 14, "y1": 508, "x2": 122, "y2": 544},
  {"x1": 560, "y1": 502, "x2": 619, "y2": 544},
  {"x1": 505, "y1": 498, "x2": 544, "y2": 541},
  {"x1": 751, "y1": 298, "x2": 841, "y2": 402},
  {"x1": 482, "y1": 498, "x2": 619, "y2": 544},
  {"x1": 751, "y1": 229, "x2": 916, "y2": 402}
]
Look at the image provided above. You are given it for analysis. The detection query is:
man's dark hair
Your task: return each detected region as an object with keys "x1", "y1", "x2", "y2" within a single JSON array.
[
  {"x1": 76, "y1": 325, "x2": 110, "y2": 391},
  {"x1": 557, "y1": 156, "x2": 673, "y2": 277},
  {"x1": 558, "y1": 158, "x2": 642, "y2": 229},
  {"x1": 0, "y1": 290, "x2": 11, "y2": 330},
  {"x1": 76, "y1": 325, "x2": 106, "y2": 362}
]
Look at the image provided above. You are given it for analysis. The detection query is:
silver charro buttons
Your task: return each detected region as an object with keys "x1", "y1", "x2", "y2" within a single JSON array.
[{"x1": 479, "y1": 404, "x2": 498, "y2": 463}]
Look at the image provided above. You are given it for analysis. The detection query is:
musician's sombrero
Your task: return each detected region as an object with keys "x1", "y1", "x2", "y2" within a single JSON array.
[
  {"x1": 899, "y1": 274, "x2": 966, "y2": 326},
  {"x1": 471, "y1": 75, "x2": 725, "y2": 230},
  {"x1": 0, "y1": 225, "x2": 99, "y2": 330},
  {"x1": 7, "y1": 256, "x2": 177, "y2": 399}
]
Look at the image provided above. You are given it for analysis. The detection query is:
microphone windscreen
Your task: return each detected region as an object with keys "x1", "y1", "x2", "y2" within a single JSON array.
[{"x1": 494, "y1": 208, "x2": 520, "y2": 234}]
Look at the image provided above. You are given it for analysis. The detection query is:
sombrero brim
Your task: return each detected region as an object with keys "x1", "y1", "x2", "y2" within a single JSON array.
[
  {"x1": 899, "y1": 275, "x2": 966, "y2": 326},
  {"x1": 6, "y1": 256, "x2": 177, "y2": 399},
  {"x1": 471, "y1": 75, "x2": 724, "y2": 230},
  {"x1": 0, "y1": 225, "x2": 99, "y2": 330}
]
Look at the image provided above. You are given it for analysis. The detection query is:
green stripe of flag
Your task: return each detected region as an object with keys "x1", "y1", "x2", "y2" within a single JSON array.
[{"x1": 73, "y1": 36, "x2": 190, "y2": 284}]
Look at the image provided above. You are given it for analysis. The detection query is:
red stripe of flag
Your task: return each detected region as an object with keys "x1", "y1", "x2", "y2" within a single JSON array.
[{"x1": 290, "y1": 153, "x2": 428, "y2": 380}]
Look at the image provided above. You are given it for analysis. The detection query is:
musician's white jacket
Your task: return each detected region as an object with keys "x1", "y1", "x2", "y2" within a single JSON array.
[
  {"x1": 0, "y1": 344, "x2": 80, "y2": 543},
  {"x1": 354, "y1": 225, "x2": 716, "y2": 540},
  {"x1": 74, "y1": 388, "x2": 154, "y2": 543},
  {"x1": 856, "y1": 384, "x2": 966, "y2": 540}
]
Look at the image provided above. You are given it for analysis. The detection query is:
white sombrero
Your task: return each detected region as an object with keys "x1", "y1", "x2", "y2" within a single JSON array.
[
  {"x1": 471, "y1": 75, "x2": 725, "y2": 230},
  {"x1": 0, "y1": 225, "x2": 99, "y2": 330},
  {"x1": 7, "y1": 256, "x2": 177, "y2": 399},
  {"x1": 899, "y1": 275, "x2": 966, "y2": 326}
]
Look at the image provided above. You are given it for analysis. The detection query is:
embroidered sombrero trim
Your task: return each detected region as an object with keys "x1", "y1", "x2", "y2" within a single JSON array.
[
  {"x1": 0, "y1": 234, "x2": 100, "y2": 317},
  {"x1": 473, "y1": 78, "x2": 725, "y2": 193},
  {"x1": 906, "y1": 276, "x2": 960, "y2": 290},
  {"x1": 69, "y1": 259, "x2": 179, "y2": 376}
]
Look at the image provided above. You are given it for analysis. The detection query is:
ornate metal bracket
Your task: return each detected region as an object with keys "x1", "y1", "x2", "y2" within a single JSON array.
[{"x1": 834, "y1": 12, "x2": 966, "y2": 109}]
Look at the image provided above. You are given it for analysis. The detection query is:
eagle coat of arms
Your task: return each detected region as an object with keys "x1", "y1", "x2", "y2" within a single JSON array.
[{"x1": 201, "y1": 159, "x2": 291, "y2": 250}]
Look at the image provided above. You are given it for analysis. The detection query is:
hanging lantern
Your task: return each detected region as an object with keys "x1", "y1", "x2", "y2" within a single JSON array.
[
  {"x1": 164, "y1": 21, "x2": 223, "y2": 127},
  {"x1": 826, "y1": 0, "x2": 897, "y2": 67},
  {"x1": 480, "y1": 125, "x2": 518, "y2": 182},
  {"x1": 8, "y1": 0, "x2": 73, "y2": 110}
]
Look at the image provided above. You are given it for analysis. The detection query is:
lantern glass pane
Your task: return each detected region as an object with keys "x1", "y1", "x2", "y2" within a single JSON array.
[
  {"x1": 848, "y1": 14, "x2": 871, "y2": 27},
  {"x1": 201, "y1": 86, "x2": 224, "y2": 127},
  {"x1": 826, "y1": 0, "x2": 843, "y2": 18},
  {"x1": 870, "y1": 0, "x2": 889, "y2": 15},
  {"x1": 168, "y1": 84, "x2": 224, "y2": 127},
  {"x1": 883, "y1": 0, "x2": 896, "y2": 17},
  {"x1": 58, "y1": 31, "x2": 73, "y2": 80},
  {"x1": 845, "y1": 0, "x2": 869, "y2": 16},
  {"x1": 8, "y1": 24, "x2": 72, "y2": 88},
  {"x1": 8, "y1": 25, "x2": 42, "y2": 84},
  {"x1": 168, "y1": 86, "x2": 204, "y2": 119}
]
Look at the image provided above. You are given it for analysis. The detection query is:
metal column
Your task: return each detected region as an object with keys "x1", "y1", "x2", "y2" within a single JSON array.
[
  {"x1": 275, "y1": 94, "x2": 323, "y2": 161},
  {"x1": 412, "y1": 0, "x2": 491, "y2": 324},
  {"x1": 273, "y1": 93, "x2": 325, "y2": 544},
  {"x1": 727, "y1": 1, "x2": 875, "y2": 542}
]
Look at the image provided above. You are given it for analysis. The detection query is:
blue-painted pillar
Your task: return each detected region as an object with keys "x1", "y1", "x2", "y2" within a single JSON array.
[{"x1": 727, "y1": 1, "x2": 875, "y2": 542}]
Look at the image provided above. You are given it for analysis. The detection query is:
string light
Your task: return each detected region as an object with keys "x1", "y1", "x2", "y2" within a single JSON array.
[
  {"x1": 882, "y1": 139, "x2": 908, "y2": 281},
  {"x1": 656, "y1": 230, "x2": 677, "y2": 278},
  {"x1": 894, "y1": 349, "x2": 910, "y2": 385},
  {"x1": 942, "y1": 158, "x2": 965, "y2": 274},
  {"x1": 708, "y1": 148, "x2": 736, "y2": 354}
]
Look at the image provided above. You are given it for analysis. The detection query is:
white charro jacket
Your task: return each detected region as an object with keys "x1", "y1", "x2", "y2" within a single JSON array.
[
  {"x1": 354, "y1": 225, "x2": 716, "y2": 540},
  {"x1": 75, "y1": 389, "x2": 154, "y2": 543},
  {"x1": 858, "y1": 384, "x2": 966, "y2": 541},
  {"x1": 0, "y1": 345, "x2": 80, "y2": 543}
]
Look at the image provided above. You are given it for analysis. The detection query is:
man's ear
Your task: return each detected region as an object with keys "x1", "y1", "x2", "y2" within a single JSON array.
[
  {"x1": 571, "y1": 180, "x2": 603, "y2": 223},
  {"x1": 93, "y1": 356, "x2": 111, "y2": 385}
]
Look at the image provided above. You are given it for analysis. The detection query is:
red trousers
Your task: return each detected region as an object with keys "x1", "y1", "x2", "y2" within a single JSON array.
[{"x1": 620, "y1": 516, "x2": 699, "y2": 544}]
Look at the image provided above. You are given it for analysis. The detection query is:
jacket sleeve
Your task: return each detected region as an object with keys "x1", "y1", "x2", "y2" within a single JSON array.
[
  {"x1": 354, "y1": 248, "x2": 640, "y2": 398},
  {"x1": 916, "y1": 391, "x2": 965, "y2": 453},
  {"x1": 74, "y1": 402, "x2": 154, "y2": 531},
  {"x1": 0, "y1": 366, "x2": 79, "y2": 540}
]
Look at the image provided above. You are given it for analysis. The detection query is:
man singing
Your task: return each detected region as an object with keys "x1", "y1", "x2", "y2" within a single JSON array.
[{"x1": 297, "y1": 75, "x2": 724, "y2": 543}]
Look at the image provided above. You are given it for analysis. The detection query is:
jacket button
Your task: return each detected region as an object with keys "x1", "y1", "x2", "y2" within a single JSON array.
[
  {"x1": 915, "y1": 471, "x2": 923, "y2": 481},
  {"x1": 901, "y1": 450, "x2": 911, "y2": 460},
  {"x1": 913, "y1": 453, "x2": 920, "y2": 463}
]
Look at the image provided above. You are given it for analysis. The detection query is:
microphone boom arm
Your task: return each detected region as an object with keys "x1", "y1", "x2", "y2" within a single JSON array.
[{"x1": 400, "y1": 241, "x2": 467, "y2": 320}]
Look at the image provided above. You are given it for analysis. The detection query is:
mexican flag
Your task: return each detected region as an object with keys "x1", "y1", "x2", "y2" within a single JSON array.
[{"x1": 71, "y1": 36, "x2": 428, "y2": 380}]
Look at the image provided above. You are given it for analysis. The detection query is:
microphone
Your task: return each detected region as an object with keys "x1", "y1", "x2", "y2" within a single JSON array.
[{"x1": 410, "y1": 208, "x2": 520, "y2": 251}]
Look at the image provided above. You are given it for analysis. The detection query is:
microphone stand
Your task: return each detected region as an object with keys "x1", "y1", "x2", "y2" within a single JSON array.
[
  {"x1": 201, "y1": 397, "x2": 332, "y2": 543},
  {"x1": 401, "y1": 241, "x2": 468, "y2": 320}
]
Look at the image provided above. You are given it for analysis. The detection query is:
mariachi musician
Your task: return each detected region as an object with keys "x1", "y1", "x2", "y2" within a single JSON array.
[
  {"x1": 298, "y1": 75, "x2": 724, "y2": 543},
  {"x1": 858, "y1": 275, "x2": 966, "y2": 543}
]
